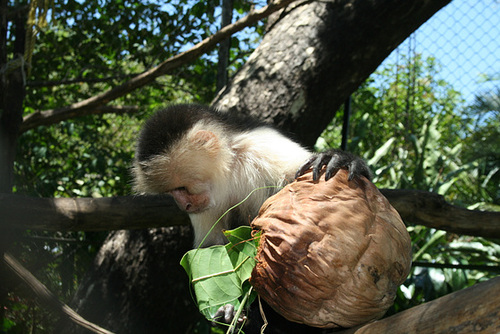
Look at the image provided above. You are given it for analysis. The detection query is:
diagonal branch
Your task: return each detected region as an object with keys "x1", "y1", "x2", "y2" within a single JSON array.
[
  {"x1": 20, "y1": 105, "x2": 139, "y2": 132},
  {"x1": 20, "y1": 0, "x2": 298, "y2": 133},
  {"x1": 3, "y1": 252, "x2": 115, "y2": 334},
  {"x1": 338, "y1": 276, "x2": 500, "y2": 334}
]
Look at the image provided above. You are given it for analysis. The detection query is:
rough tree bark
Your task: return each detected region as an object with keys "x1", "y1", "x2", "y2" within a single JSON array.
[
  {"x1": 213, "y1": 0, "x2": 451, "y2": 147},
  {"x1": 63, "y1": 1, "x2": 454, "y2": 333},
  {"x1": 338, "y1": 276, "x2": 500, "y2": 334}
]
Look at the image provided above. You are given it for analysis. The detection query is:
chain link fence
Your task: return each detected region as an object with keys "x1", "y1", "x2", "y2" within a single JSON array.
[{"x1": 377, "y1": 0, "x2": 499, "y2": 104}]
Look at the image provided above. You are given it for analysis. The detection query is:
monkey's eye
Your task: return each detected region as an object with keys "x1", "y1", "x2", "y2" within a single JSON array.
[{"x1": 175, "y1": 187, "x2": 187, "y2": 191}]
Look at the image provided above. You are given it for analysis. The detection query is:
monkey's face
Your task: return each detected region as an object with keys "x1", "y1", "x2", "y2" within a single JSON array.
[
  {"x1": 169, "y1": 186, "x2": 210, "y2": 213},
  {"x1": 133, "y1": 152, "x2": 216, "y2": 213},
  {"x1": 133, "y1": 128, "x2": 232, "y2": 214}
]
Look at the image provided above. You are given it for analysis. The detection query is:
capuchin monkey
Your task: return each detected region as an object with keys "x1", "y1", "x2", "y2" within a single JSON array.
[{"x1": 132, "y1": 104, "x2": 371, "y2": 248}]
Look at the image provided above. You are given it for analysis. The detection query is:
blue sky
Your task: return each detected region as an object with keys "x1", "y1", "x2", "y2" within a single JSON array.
[{"x1": 379, "y1": 0, "x2": 499, "y2": 104}]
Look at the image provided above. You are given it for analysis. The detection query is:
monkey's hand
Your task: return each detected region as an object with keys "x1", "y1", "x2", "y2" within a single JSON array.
[
  {"x1": 212, "y1": 304, "x2": 247, "y2": 333},
  {"x1": 296, "y1": 149, "x2": 372, "y2": 181}
]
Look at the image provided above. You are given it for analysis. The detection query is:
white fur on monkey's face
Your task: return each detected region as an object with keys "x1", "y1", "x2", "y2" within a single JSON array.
[{"x1": 133, "y1": 122, "x2": 233, "y2": 214}]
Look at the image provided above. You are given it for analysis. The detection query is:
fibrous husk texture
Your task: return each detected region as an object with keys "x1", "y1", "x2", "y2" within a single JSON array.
[{"x1": 250, "y1": 169, "x2": 412, "y2": 329}]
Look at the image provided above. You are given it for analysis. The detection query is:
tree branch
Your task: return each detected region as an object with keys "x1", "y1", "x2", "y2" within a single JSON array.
[
  {"x1": 1, "y1": 190, "x2": 499, "y2": 238},
  {"x1": 212, "y1": 0, "x2": 452, "y2": 147},
  {"x1": 20, "y1": 105, "x2": 139, "y2": 131},
  {"x1": 26, "y1": 74, "x2": 136, "y2": 88},
  {"x1": 3, "y1": 252, "x2": 115, "y2": 334},
  {"x1": 20, "y1": 0, "x2": 298, "y2": 133},
  {"x1": 338, "y1": 276, "x2": 500, "y2": 334},
  {"x1": 412, "y1": 261, "x2": 500, "y2": 273},
  {"x1": 0, "y1": 194, "x2": 189, "y2": 231},
  {"x1": 380, "y1": 189, "x2": 500, "y2": 238}
]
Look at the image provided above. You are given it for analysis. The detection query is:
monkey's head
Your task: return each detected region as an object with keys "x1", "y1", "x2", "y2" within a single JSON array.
[{"x1": 132, "y1": 105, "x2": 233, "y2": 214}]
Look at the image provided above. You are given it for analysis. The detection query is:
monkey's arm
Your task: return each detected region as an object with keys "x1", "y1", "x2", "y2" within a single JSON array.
[{"x1": 295, "y1": 149, "x2": 372, "y2": 181}]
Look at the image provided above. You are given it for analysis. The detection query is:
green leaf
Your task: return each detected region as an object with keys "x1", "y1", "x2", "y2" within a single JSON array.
[
  {"x1": 180, "y1": 246, "x2": 242, "y2": 318},
  {"x1": 180, "y1": 226, "x2": 259, "y2": 321},
  {"x1": 413, "y1": 230, "x2": 447, "y2": 262},
  {"x1": 368, "y1": 137, "x2": 395, "y2": 166},
  {"x1": 224, "y1": 226, "x2": 260, "y2": 258},
  {"x1": 437, "y1": 177, "x2": 457, "y2": 195}
]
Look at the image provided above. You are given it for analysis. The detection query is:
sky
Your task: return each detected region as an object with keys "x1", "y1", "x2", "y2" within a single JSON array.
[{"x1": 379, "y1": 0, "x2": 500, "y2": 104}]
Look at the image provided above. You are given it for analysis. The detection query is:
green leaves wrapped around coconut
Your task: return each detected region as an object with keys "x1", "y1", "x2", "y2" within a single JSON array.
[{"x1": 249, "y1": 169, "x2": 412, "y2": 329}]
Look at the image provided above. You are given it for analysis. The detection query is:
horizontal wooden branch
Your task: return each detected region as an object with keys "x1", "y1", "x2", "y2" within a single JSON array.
[
  {"x1": 380, "y1": 189, "x2": 500, "y2": 238},
  {"x1": 20, "y1": 0, "x2": 297, "y2": 132},
  {"x1": 1, "y1": 189, "x2": 499, "y2": 238},
  {"x1": 338, "y1": 276, "x2": 500, "y2": 334},
  {"x1": 0, "y1": 194, "x2": 189, "y2": 231}
]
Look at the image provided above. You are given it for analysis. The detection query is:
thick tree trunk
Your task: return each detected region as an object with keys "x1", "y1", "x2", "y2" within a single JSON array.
[
  {"x1": 213, "y1": 0, "x2": 451, "y2": 147},
  {"x1": 67, "y1": 1, "x2": 451, "y2": 333},
  {"x1": 57, "y1": 227, "x2": 202, "y2": 334}
]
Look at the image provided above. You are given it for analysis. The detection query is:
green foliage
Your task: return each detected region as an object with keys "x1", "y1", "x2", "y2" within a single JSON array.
[
  {"x1": 26, "y1": 0, "x2": 266, "y2": 110},
  {"x1": 390, "y1": 227, "x2": 500, "y2": 314},
  {"x1": 15, "y1": 114, "x2": 137, "y2": 197},
  {"x1": 318, "y1": 54, "x2": 498, "y2": 205},
  {"x1": 318, "y1": 54, "x2": 500, "y2": 314},
  {"x1": 180, "y1": 227, "x2": 259, "y2": 330},
  {"x1": 460, "y1": 87, "x2": 500, "y2": 205},
  {"x1": 6, "y1": 1, "x2": 266, "y2": 332}
]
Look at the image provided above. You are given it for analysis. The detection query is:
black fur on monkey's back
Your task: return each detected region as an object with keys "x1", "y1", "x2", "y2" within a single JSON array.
[{"x1": 136, "y1": 104, "x2": 268, "y2": 163}]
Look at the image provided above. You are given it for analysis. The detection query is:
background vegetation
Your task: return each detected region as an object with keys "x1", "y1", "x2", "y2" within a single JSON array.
[
  {"x1": 2, "y1": 0, "x2": 498, "y2": 332},
  {"x1": 317, "y1": 53, "x2": 499, "y2": 314}
]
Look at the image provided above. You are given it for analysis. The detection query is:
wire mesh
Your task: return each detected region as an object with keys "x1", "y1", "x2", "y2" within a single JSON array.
[{"x1": 377, "y1": 0, "x2": 499, "y2": 104}]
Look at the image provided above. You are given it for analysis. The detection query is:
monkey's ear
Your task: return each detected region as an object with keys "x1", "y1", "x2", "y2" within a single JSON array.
[{"x1": 190, "y1": 130, "x2": 220, "y2": 153}]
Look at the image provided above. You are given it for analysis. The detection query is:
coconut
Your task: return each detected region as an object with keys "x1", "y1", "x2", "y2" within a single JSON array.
[{"x1": 250, "y1": 169, "x2": 412, "y2": 329}]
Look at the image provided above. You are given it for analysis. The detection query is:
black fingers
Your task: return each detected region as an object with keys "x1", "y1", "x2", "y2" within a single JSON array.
[
  {"x1": 221, "y1": 304, "x2": 235, "y2": 323},
  {"x1": 213, "y1": 304, "x2": 247, "y2": 332},
  {"x1": 348, "y1": 159, "x2": 363, "y2": 181},
  {"x1": 311, "y1": 154, "x2": 332, "y2": 181},
  {"x1": 295, "y1": 156, "x2": 317, "y2": 179},
  {"x1": 295, "y1": 154, "x2": 330, "y2": 181},
  {"x1": 325, "y1": 153, "x2": 342, "y2": 181},
  {"x1": 296, "y1": 149, "x2": 372, "y2": 181},
  {"x1": 347, "y1": 156, "x2": 372, "y2": 180}
]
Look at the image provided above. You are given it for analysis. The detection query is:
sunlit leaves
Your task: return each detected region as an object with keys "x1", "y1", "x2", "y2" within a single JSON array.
[
  {"x1": 180, "y1": 226, "x2": 259, "y2": 321},
  {"x1": 318, "y1": 54, "x2": 498, "y2": 205}
]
